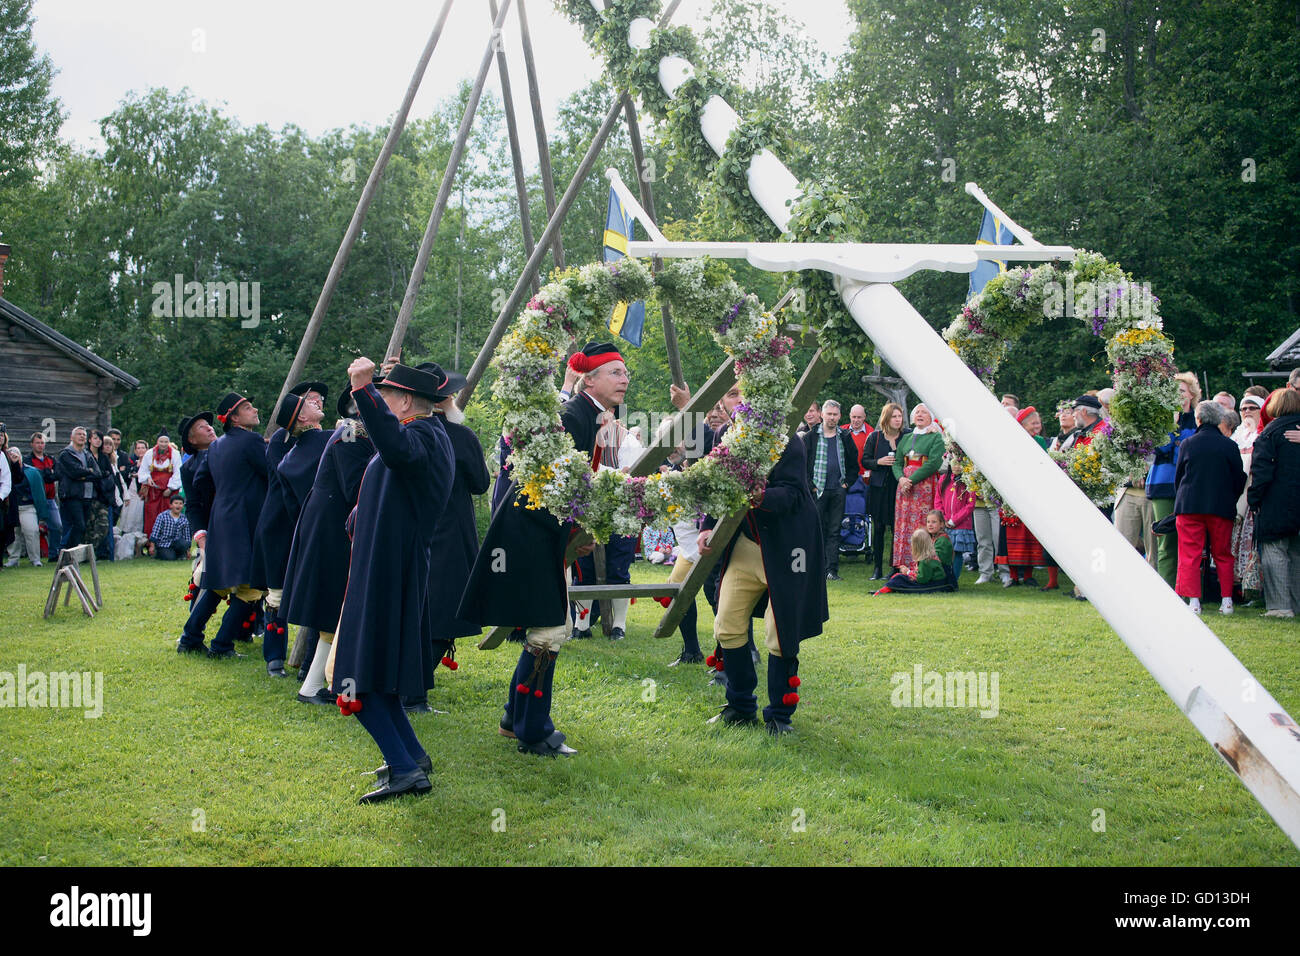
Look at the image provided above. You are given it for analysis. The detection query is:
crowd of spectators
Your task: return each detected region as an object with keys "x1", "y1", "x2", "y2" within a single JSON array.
[{"x1": 0, "y1": 425, "x2": 193, "y2": 569}]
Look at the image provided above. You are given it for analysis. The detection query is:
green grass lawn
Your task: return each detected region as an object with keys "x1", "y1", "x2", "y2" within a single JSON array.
[{"x1": 1, "y1": 553, "x2": 1297, "y2": 866}]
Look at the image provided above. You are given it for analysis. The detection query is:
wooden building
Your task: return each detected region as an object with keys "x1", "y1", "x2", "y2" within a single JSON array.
[{"x1": 0, "y1": 296, "x2": 139, "y2": 445}]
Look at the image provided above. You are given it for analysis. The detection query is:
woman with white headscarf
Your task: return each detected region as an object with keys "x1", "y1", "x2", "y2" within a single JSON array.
[{"x1": 891, "y1": 403, "x2": 944, "y2": 573}]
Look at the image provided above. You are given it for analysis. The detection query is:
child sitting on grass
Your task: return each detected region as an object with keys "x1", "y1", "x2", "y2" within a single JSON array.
[
  {"x1": 925, "y1": 509, "x2": 958, "y2": 589},
  {"x1": 873, "y1": 528, "x2": 953, "y2": 595}
]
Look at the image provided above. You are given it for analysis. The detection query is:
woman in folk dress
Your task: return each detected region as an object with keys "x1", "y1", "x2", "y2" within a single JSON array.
[{"x1": 891, "y1": 403, "x2": 945, "y2": 573}]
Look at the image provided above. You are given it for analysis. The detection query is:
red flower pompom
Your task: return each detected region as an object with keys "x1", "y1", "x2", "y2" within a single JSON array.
[
  {"x1": 533, "y1": 689, "x2": 543, "y2": 698},
  {"x1": 516, "y1": 683, "x2": 529, "y2": 695},
  {"x1": 782, "y1": 692, "x2": 800, "y2": 706},
  {"x1": 241, "y1": 621, "x2": 251, "y2": 630},
  {"x1": 788, "y1": 676, "x2": 801, "y2": 688}
]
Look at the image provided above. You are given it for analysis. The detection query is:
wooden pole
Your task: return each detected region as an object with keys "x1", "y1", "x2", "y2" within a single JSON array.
[
  {"x1": 456, "y1": 94, "x2": 625, "y2": 408},
  {"x1": 515, "y1": 0, "x2": 564, "y2": 272},
  {"x1": 386, "y1": 0, "x2": 514, "y2": 358},
  {"x1": 621, "y1": 95, "x2": 684, "y2": 387},
  {"x1": 489, "y1": 0, "x2": 538, "y2": 296},
  {"x1": 267, "y1": 0, "x2": 453, "y2": 435},
  {"x1": 458, "y1": 0, "x2": 686, "y2": 407}
]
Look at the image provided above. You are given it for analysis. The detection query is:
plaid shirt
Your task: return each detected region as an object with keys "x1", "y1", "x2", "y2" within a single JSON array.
[
  {"x1": 811, "y1": 430, "x2": 844, "y2": 496},
  {"x1": 150, "y1": 511, "x2": 191, "y2": 548}
]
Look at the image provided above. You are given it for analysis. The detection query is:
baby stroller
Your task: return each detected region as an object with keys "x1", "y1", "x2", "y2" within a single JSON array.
[{"x1": 840, "y1": 478, "x2": 870, "y2": 562}]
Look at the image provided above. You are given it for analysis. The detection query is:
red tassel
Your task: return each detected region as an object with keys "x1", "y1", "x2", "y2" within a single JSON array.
[
  {"x1": 788, "y1": 676, "x2": 801, "y2": 688},
  {"x1": 630, "y1": 598, "x2": 636, "y2": 605},
  {"x1": 655, "y1": 596, "x2": 672, "y2": 608},
  {"x1": 442, "y1": 657, "x2": 459, "y2": 670},
  {"x1": 241, "y1": 622, "x2": 251, "y2": 629},
  {"x1": 578, "y1": 607, "x2": 589, "y2": 620},
  {"x1": 705, "y1": 655, "x2": 717, "y2": 667},
  {"x1": 783, "y1": 692, "x2": 799, "y2": 706},
  {"x1": 183, "y1": 593, "x2": 192, "y2": 602},
  {"x1": 516, "y1": 683, "x2": 529, "y2": 695},
  {"x1": 533, "y1": 689, "x2": 543, "y2": 698},
  {"x1": 715, "y1": 659, "x2": 725, "y2": 672}
]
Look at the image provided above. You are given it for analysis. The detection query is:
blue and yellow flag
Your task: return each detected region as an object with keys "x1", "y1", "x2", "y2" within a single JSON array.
[
  {"x1": 968, "y1": 208, "x2": 1016, "y2": 300},
  {"x1": 603, "y1": 188, "x2": 646, "y2": 347}
]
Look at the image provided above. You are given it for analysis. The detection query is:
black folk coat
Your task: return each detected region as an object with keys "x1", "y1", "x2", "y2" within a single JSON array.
[
  {"x1": 180, "y1": 449, "x2": 212, "y2": 532},
  {"x1": 249, "y1": 428, "x2": 296, "y2": 590},
  {"x1": 251, "y1": 426, "x2": 331, "y2": 594},
  {"x1": 283, "y1": 422, "x2": 375, "y2": 632},
  {"x1": 707, "y1": 434, "x2": 828, "y2": 657},
  {"x1": 424, "y1": 418, "x2": 491, "y2": 642},
  {"x1": 196, "y1": 426, "x2": 268, "y2": 590},
  {"x1": 331, "y1": 386, "x2": 454, "y2": 698}
]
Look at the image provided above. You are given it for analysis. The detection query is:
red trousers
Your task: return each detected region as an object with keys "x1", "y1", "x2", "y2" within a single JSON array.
[{"x1": 1175, "y1": 513, "x2": 1234, "y2": 599}]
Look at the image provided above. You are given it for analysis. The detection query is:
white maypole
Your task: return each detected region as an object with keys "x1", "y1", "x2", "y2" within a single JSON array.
[{"x1": 593, "y1": 0, "x2": 1300, "y2": 846}]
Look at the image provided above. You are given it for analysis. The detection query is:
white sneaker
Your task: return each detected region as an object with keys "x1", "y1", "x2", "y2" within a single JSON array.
[
  {"x1": 2, "y1": 560, "x2": 17, "y2": 569},
  {"x1": 1220, "y1": 599, "x2": 1233, "y2": 615},
  {"x1": 1189, "y1": 598, "x2": 1202, "y2": 615},
  {"x1": 1263, "y1": 609, "x2": 1295, "y2": 619},
  {"x1": 31, "y1": 561, "x2": 42, "y2": 568},
  {"x1": 975, "y1": 574, "x2": 992, "y2": 585}
]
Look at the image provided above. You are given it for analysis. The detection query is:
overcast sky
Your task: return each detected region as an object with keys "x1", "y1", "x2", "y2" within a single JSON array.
[{"x1": 33, "y1": 0, "x2": 852, "y2": 168}]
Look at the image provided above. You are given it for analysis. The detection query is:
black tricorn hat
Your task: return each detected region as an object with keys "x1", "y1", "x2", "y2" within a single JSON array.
[
  {"x1": 216, "y1": 393, "x2": 251, "y2": 431},
  {"x1": 376, "y1": 363, "x2": 445, "y2": 401},
  {"x1": 416, "y1": 362, "x2": 467, "y2": 401},
  {"x1": 290, "y1": 381, "x2": 329, "y2": 402},
  {"x1": 275, "y1": 393, "x2": 308, "y2": 431},
  {"x1": 177, "y1": 411, "x2": 215, "y2": 454}
]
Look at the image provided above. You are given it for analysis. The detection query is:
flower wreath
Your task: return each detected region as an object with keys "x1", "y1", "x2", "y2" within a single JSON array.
[
  {"x1": 941, "y1": 251, "x2": 1180, "y2": 507},
  {"x1": 494, "y1": 256, "x2": 796, "y2": 543}
]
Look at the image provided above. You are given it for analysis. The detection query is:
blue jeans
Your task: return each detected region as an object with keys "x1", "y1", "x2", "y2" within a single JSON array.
[{"x1": 43, "y1": 499, "x2": 64, "y2": 557}]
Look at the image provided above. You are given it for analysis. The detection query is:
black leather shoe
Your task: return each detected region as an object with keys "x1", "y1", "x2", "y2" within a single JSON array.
[
  {"x1": 374, "y1": 753, "x2": 433, "y2": 785},
  {"x1": 359, "y1": 769, "x2": 432, "y2": 804},
  {"x1": 826, "y1": 572, "x2": 842, "y2": 581},
  {"x1": 266, "y1": 659, "x2": 287, "y2": 677},
  {"x1": 572, "y1": 627, "x2": 592, "y2": 640},
  {"x1": 609, "y1": 626, "x2": 625, "y2": 641},
  {"x1": 297, "y1": 666, "x2": 309, "y2": 680},
  {"x1": 498, "y1": 717, "x2": 517, "y2": 739},
  {"x1": 206, "y1": 647, "x2": 243, "y2": 659},
  {"x1": 177, "y1": 641, "x2": 208, "y2": 655},
  {"x1": 869, "y1": 572, "x2": 884, "y2": 581},
  {"x1": 517, "y1": 730, "x2": 576, "y2": 757},
  {"x1": 668, "y1": 650, "x2": 705, "y2": 666},
  {"x1": 708, "y1": 705, "x2": 758, "y2": 727},
  {"x1": 297, "y1": 688, "x2": 336, "y2": 706},
  {"x1": 234, "y1": 632, "x2": 254, "y2": 643},
  {"x1": 766, "y1": 719, "x2": 794, "y2": 737},
  {"x1": 403, "y1": 700, "x2": 433, "y2": 714},
  {"x1": 1021, "y1": 576, "x2": 1040, "y2": 588}
]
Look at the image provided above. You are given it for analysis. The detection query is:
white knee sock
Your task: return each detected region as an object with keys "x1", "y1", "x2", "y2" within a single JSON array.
[
  {"x1": 299, "y1": 637, "x2": 331, "y2": 697},
  {"x1": 611, "y1": 598, "x2": 630, "y2": 629},
  {"x1": 572, "y1": 599, "x2": 594, "y2": 630}
]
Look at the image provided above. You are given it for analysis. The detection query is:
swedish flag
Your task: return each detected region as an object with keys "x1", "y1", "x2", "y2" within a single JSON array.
[
  {"x1": 968, "y1": 208, "x2": 1016, "y2": 300},
  {"x1": 603, "y1": 188, "x2": 646, "y2": 346}
]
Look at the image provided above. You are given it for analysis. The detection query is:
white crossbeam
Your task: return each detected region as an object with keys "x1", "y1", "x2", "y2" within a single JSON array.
[{"x1": 625, "y1": 239, "x2": 1076, "y2": 283}]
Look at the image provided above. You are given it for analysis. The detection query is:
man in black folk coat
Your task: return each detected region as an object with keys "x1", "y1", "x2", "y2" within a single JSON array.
[
  {"x1": 175, "y1": 410, "x2": 220, "y2": 653},
  {"x1": 563, "y1": 342, "x2": 636, "y2": 640},
  {"x1": 458, "y1": 363, "x2": 605, "y2": 756},
  {"x1": 284, "y1": 386, "x2": 375, "y2": 705},
  {"x1": 330, "y1": 359, "x2": 454, "y2": 804},
  {"x1": 250, "y1": 383, "x2": 329, "y2": 677},
  {"x1": 194, "y1": 392, "x2": 269, "y2": 658},
  {"x1": 699, "y1": 409, "x2": 829, "y2": 737},
  {"x1": 403, "y1": 364, "x2": 489, "y2": 714}
]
